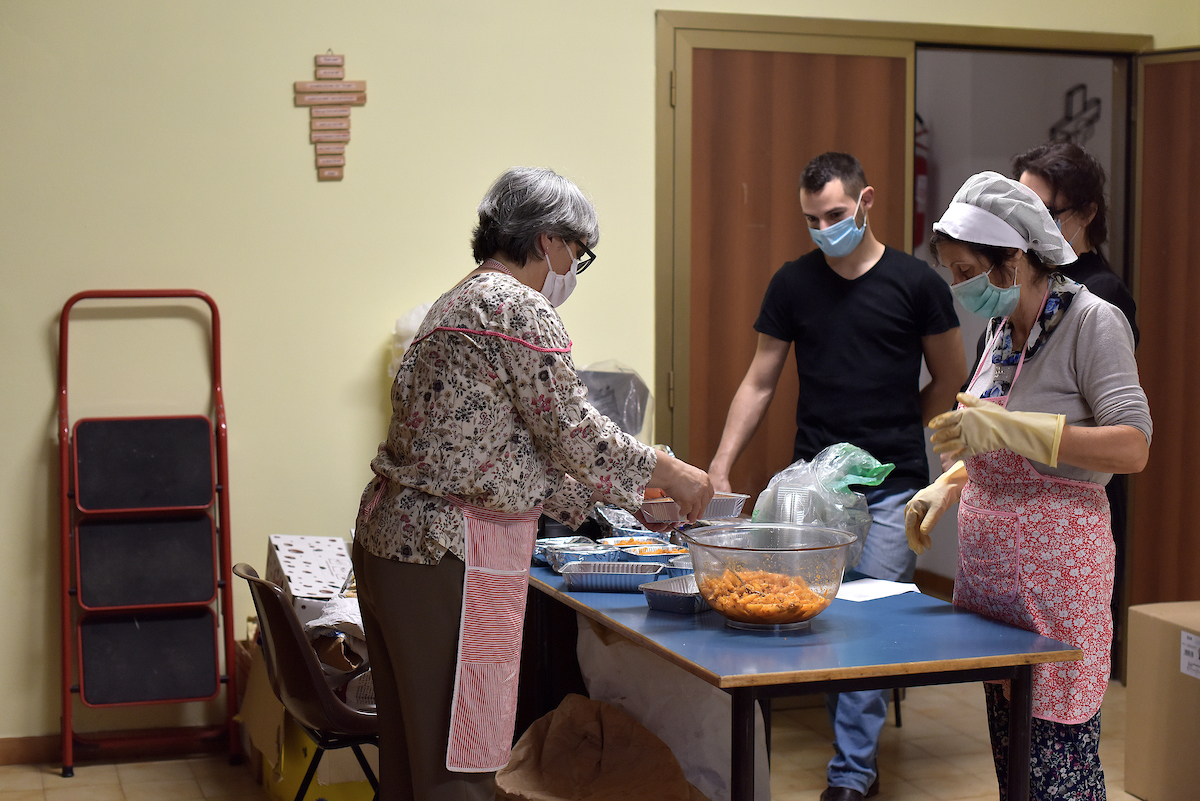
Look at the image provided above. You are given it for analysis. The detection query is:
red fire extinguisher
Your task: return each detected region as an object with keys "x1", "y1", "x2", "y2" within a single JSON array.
[{"x1": 913, "y1": 113, "x2": 930, "y2": 251}]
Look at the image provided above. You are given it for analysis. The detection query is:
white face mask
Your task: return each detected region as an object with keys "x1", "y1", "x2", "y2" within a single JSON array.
[{"x1": 540, "y1": 239, "x2": 578, "y2": 307}]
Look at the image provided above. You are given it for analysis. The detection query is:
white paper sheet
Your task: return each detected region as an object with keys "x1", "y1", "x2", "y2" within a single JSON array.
[{"x1": 836, "y1": 578, "x2": 921, "y2": 602}]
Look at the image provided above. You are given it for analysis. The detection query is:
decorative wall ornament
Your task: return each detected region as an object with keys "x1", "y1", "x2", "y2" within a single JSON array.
[
  {"x1": 1050, "y1": 84, "x2": 1101, "y2": 146},
  {"x1": 294, "y1": 53, "x2": 367, "y2": 181}
]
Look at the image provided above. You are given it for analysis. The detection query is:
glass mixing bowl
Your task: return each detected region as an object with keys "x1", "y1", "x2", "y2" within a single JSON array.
[{"x1": 680, "y1": 523, "x2": 856, "y2": 631}]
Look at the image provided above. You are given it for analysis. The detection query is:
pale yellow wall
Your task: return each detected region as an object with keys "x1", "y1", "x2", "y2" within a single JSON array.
[{"x1": 1, "y1": 0, "x2": 1194, "y2": 742}]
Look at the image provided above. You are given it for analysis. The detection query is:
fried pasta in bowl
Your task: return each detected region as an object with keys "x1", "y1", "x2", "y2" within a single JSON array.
[{"x1": 680, "y1": 523, "x2": 855, "y2": 631}]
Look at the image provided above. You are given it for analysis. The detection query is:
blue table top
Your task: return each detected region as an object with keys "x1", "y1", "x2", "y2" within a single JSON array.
[{"x1": 529, "y1": 567, "x2": 1080, "y2": 689}]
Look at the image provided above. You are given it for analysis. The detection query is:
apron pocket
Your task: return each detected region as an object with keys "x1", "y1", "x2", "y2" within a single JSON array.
[
  {"x1": 459, "y1": 568, "x2": 528, "y2": 662},
  {"x1": 958, "y1": 502, "x2": 1022, "y2": 603}
]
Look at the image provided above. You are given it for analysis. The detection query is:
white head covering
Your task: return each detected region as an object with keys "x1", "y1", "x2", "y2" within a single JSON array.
[{"x1": 933, "y1": 171, "x2": 1077, "y2": 266}]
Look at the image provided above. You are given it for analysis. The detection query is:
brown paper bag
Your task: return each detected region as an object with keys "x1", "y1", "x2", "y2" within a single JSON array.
[{"x1": 496, "y1": 693, "x2": 709, "y2": 801}]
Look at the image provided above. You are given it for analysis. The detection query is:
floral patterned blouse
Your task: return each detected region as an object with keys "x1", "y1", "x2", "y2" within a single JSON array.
[{"x1": 355, "y1": 269, "x2": 658, "y2": 565}]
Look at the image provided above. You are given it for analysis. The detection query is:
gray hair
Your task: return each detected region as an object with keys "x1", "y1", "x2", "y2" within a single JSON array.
[{"x1": 471, "y1": 167, "x2": 600, "y2": 265}]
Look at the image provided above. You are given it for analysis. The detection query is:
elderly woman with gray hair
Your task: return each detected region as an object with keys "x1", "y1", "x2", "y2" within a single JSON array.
[
  {"x1": 352, "y1": 166, "x2": 713, "y2": 801},
  {"x1": 905, "y1": 171, "x2": 1150, "y2": 800}
]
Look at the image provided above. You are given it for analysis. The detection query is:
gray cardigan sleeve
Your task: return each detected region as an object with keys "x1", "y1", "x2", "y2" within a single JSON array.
[
  {"x1": 1003, "y1": 290, "x2": 1151, "y2": 484},
  {"x1": 1072, "y1": 298, "x2": 1152, "y2": 443}
]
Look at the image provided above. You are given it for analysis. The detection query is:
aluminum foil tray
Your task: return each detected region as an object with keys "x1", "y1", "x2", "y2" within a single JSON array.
[
  {"x1": 545, "y1": 544, "x2": 621, "y2": 573},
  {"x1": 594, "y1": 504, "x2": 647, "y2": 534},
  {"x1": 560, "y1": 561, "x2": 663, "y2": 592},
  {"x1": 665, "y1": 553, "x2": 694, "y2": 578},
  {"x1": 597, "y1": 534, "x2": 668, "y2": 550},
  {"x1": 640, "y1": 492, "x2": 750, "y2": 523},
  {"x1": 639, "y1": 574, "x2": 711, "y2": 614},
  {"x1": 617, "y1": 544, "x2": 691, "y2": 564},
  {"x1": 532, "y1": 536, "x2": 593, "y2": 566}
]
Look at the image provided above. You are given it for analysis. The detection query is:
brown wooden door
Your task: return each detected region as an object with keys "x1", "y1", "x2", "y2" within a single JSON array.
[
  {"x1": 671, "y1": 30, "x2": 911, "y2": 504},
  {"x1": 1129, "y1": 50, "x2": 1200, "y2": 606}
]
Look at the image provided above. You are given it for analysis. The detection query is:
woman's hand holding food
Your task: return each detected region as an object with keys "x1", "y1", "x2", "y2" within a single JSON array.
[
  {"x1": 903, "y1": 461, "x2": 968, "y2": 554},
  {"x1": 647, "y1": 453, "x2": 715, "y2": 524},
  {"x1": 929, "y1": 392, "x2": 1065, "y2": 467}
]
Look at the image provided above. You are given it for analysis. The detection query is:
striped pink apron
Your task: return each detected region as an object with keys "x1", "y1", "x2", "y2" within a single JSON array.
[
  {"x1": 445, "y1": 498, "x2": 541, "y2": 772},
  {"x1": 954, "y1": 306, "x2": 1112, "y2": 723}
]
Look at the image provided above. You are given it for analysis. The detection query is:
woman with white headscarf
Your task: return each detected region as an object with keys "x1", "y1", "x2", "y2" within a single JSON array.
[{"x1": 905, "y1": 172, "x2": 1150, "y2": 800}]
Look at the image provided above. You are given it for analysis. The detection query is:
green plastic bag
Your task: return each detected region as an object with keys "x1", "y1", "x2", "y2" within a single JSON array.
[{"x1": 751, "y1": 443, "x2": 894, "y2": 567}]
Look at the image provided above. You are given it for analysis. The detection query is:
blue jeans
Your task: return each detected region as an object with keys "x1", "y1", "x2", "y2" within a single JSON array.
[{"x1": 825, "y1": 480, "x2": 922, "y2": 792}]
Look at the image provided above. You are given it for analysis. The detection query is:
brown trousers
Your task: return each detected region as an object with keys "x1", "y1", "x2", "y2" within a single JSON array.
[{"x1": 353, "y1": 541, "x2": 496, "y2": 801}]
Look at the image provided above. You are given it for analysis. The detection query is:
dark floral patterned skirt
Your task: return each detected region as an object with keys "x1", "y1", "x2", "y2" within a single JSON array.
[{"x1": 984, "y1": 682, "x2": 1106, "y2": 800}]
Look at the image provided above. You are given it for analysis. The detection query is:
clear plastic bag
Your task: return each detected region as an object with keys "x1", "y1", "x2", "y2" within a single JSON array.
[
  {"x1": 387, "y1": 302, "x2": 433, "y2": 378},
  {"x1": 577, "y1": 360, "x2": 653, "y2": 442},
  {"x1": 750, "y1": 443, "x2": 894, "y2": 569}
]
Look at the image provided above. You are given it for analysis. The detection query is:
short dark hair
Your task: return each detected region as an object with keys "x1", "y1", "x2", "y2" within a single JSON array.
[
  {"x1": 928, "y1": 230, "x2": 1053, "y2": 280},
  {"x1": 800, "y1": 152, "x2": 867, "y2": 198},
  {"x1": 1011, "y1": 142, "x2": 1108, "y2": 251}
]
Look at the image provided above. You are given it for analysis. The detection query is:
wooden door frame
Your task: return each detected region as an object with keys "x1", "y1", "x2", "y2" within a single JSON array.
[
  {"x1": 654, "y1": 9, "x2": 1154, "y2": 456},
  {"x1": 1130, "y1": 47, "x2": 1200, "y2": 308},
  {"x1": 1127, "y1": 46, "x2": 1200, "y2": 600}
]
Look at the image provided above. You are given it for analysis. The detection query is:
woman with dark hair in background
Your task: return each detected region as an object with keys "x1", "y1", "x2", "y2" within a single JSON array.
[
  {"x1": 1012, "y1": 142, "x2": 1139, "y2": 672},
  {"x1": 1011, "y1": 141, "x2": 1137, "y2": 344}
]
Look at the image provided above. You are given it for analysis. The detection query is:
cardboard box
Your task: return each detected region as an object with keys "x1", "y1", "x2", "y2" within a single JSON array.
[
  {"x1": 237, "y1": 638, "x2": 378, "y2": 797},
  {"x1": 265, "y1": 534, "x2": 353, "y2": 627},
  {"x1": 1125, "y1": 601, "x2": 1200, "y2": 801}
]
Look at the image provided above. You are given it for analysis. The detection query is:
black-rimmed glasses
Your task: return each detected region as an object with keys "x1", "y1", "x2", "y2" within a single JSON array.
[{"x1": 576, "y1": 241, "x2": 596, "y2": 274}]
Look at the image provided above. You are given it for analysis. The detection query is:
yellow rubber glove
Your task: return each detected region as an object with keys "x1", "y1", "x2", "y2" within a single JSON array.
[
  {"x1": 928, "y1": 392, "x2": 1066, "y2": 467},
  {"x1": 904, "y1": 461, "x2": 968, "y2": 555}
]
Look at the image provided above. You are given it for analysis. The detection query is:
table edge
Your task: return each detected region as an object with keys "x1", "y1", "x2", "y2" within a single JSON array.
[{"x1": 530, "y1": 574, "x2": 1084, "y2": 690}]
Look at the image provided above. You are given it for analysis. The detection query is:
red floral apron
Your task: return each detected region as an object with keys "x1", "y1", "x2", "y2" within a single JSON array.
[
  {"x1": 445, "y1": 498, "x2": 541, "y2": 772},
  {"x1": 954, "y1": 308, "x2": 1113, "y2": 724}
]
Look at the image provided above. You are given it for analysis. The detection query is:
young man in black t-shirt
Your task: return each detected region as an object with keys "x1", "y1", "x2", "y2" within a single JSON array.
[{"x1": 709, "y1": 152, "x2": 966, "y2": 801}]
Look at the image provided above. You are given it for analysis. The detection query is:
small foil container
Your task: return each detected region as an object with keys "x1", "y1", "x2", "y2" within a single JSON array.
[
  {"x1": 618, "y1": 544, "x2": 691, "y2": 564},
  {"x1": 594, "y1": 504, "x2": 645, "y2": 533},
  {"x1": 640, "y1": 492, "x2": 751, "y2": 523},
  {"x1": 532, "y1": 535, "x2": 593, "y2": 566},
  {"x1": 612, "y1": 524, "x2": 653, "y2": 536},
  {"x1": 561, "y1": 561, "x2": 664, "y2": 592},
  {"x1": 597, "y1": 534, "x2": 668, "y2": 550},
  {"x1": 665, "y1": 554, "x2": 693, "y2": 578},
  {"x1": 545, "y1": 543, "x2": 621, "y2": 573},
  {"x1": 639, "y1": 574, "x2": 711, "y2": 614}
]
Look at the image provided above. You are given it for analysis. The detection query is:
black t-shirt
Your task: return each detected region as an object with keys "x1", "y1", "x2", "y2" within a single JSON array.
[{"x1": 755, "y1": 246, "x2": 959, "y2": 484}]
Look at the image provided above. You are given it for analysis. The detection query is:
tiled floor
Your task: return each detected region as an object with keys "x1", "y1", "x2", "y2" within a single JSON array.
[
  {"x1": 0, "y1": 755, "x2": 268, "y2": 801},
  {"x1": 770, "y1": 680, "x2": 1134, "y2": 801},
  {"x1": 0, "y1": 681, "x2": 1132, "y2": 800}
]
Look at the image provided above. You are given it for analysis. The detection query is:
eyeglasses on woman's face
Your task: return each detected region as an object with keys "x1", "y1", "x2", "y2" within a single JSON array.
[
  {"x1": 574, "y1": 241, "x2": 596, "y2": 274},
  {"x1": 1047, "y1": 205, "x2": 1075, "y2": 223}
]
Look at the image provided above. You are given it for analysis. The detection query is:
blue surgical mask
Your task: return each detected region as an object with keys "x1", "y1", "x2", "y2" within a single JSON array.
[
  {"x1": 808, "y1": 191, "x2": 866, "y2": 259},
  {"x1": 951, "y1": 267, "x2": 1020, "y2": 318},
  {"x1": 1054, "y1": 216, "x2": 1080, "y2": 247}
]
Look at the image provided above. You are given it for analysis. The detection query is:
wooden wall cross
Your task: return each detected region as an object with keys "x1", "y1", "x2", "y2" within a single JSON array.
[{"x1": 294, "y1": 54, "x2": 367, "y2": 181}]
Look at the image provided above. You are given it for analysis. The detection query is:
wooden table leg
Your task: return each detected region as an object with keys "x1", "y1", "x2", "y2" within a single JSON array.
[
  {"x1": 1007, "y1": 665, "x2": 1033, "y2": 801},
  {"x1": 731, "y1": 687, "x2": 756, "y2": 801}
]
